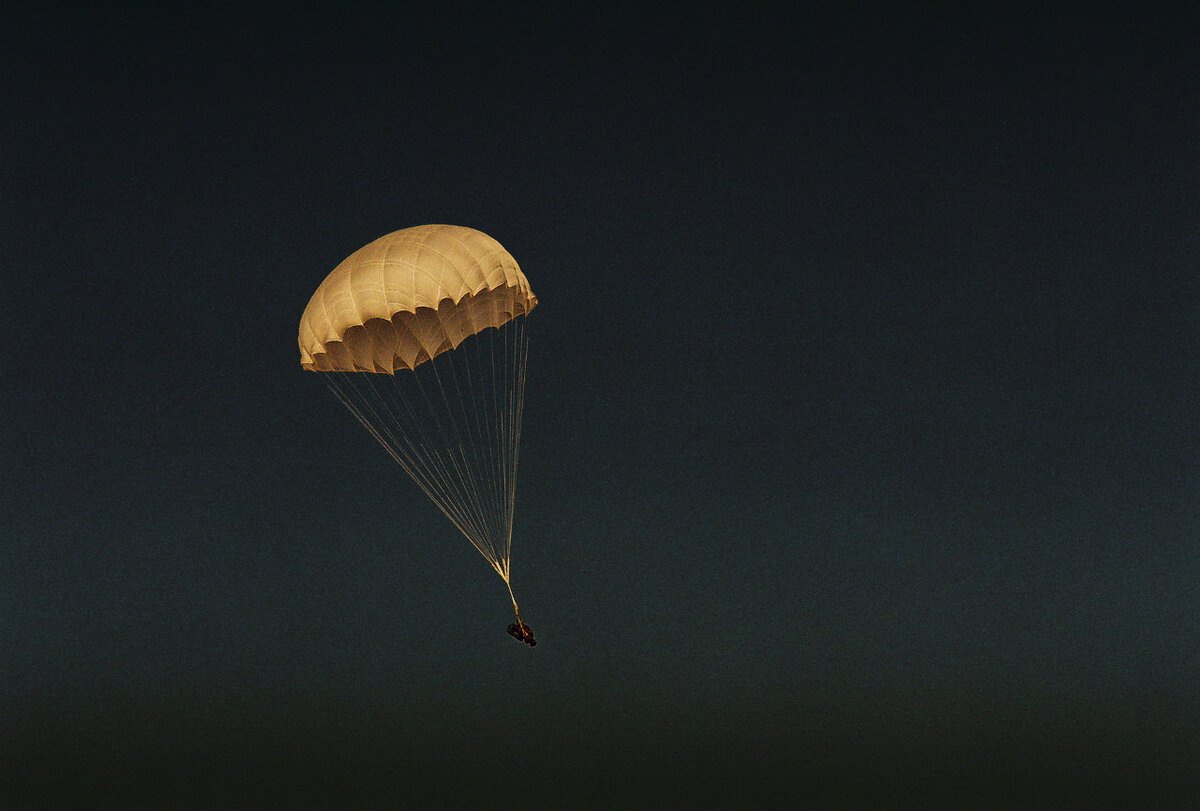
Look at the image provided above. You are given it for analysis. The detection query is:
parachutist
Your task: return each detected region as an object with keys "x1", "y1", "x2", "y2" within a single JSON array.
[{"x1": 507, "y1": 620, "x2": 536, "y2": 646}]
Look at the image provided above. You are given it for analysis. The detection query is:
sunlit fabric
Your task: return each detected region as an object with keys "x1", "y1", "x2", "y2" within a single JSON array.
[{"x1": 299, "y1": 224, "x2": 537, "y2": 373}]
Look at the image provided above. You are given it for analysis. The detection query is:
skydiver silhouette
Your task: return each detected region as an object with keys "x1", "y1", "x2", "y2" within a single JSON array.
[{"x1": 507, "y1": 619, "x2": 536, "y2": 646}]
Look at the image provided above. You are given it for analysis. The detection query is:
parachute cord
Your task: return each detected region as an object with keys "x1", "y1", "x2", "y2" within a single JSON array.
[
  {"x1": 317, "y1": 316, "x2": 531, "y2": 619},
  {"x1": 505, "y1": 577, "x2": 521, "y2": 625}
]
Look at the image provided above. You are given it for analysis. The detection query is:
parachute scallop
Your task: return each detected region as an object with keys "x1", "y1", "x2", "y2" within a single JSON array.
[{"x1": 299, "y1": 224, "x2": 537, "y2": 630}]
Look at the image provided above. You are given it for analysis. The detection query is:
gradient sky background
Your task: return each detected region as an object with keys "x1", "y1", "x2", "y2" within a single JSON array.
[{"x1": 3, "y1": 4, "x2": 1199, "y2": 808}]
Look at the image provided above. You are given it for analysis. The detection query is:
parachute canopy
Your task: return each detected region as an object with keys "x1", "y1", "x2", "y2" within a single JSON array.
[
  {"x1": 299, "y1": 224, "x2": 537, "y2": 374},
  {"x1": 298, "y1": 224, "x2": 537, "y2": 619}
]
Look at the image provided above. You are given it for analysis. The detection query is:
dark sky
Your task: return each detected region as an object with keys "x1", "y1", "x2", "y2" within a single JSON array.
[{"x1": 3, "y1": 4, "x2": 1199, "y2": 808}]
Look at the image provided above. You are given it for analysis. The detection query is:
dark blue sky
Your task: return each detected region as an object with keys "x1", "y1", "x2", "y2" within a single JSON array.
[{"x1": 3, "y1": 4, "x2": 1199, "y2": 808}]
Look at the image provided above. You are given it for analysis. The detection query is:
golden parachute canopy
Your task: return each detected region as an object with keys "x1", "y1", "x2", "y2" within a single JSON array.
[
  {"x1": 298, "y1": 225, "x2": 538, "y2": 633},
  {"x1": 299, "y1": 224, "x2": 537, "y2": 374}
]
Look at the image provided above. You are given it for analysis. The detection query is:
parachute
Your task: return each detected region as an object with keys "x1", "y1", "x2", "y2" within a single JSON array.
[{"x1": 298, "y1": 224, "x2": 537, "y2": 626}]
